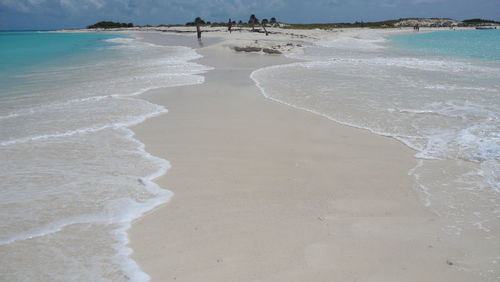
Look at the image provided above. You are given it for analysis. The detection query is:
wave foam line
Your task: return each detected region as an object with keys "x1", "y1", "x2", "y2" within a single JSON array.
[
  {"x1": 0, "y1": 215, "x2": 111, "y2": 245},
  {"x1": 111, "y1": 127, "x2": 173, "y2": 282},
  {"x1": 1, "y1": 34, "x2": 211, "y2": 282},
  {"x1": 0, "y1": 95, "x2": 110, "y2": 120},
  {"x1": 0, "y1": 105, "x2": 167, "y2": 146},
  {"x1": 250, "y1": 65, "x2": 431, "y2": 159},
  {"x1": 0, "y1": 127, "x2": 173, "y2": 282},
  {"x1": 0, "y1": 74, "x2": 208, "y2": 122},
  {"x1": 102, "y1": 35, "x2": 209, "y2": 281}
]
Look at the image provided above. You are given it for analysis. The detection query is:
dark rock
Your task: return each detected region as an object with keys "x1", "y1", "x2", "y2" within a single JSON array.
[
  {"x1": 262, "y1": 48, "x2": 282, "y2": 54},
  {"x1": 233, "y1": 46, "x2": 262, "y2": 52}
]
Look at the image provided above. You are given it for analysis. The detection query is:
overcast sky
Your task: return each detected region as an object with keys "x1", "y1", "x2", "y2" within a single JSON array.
[{"x1": 1, "y1": 0, "x2": 499, "y2": 30}]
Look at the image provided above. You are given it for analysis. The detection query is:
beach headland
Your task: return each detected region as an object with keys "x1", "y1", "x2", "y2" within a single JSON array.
[{"x1": 124, "y1": 27, "x2": 486, "y2": 281}]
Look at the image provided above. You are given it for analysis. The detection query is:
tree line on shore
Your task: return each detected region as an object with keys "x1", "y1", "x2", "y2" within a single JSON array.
[
  {"x1": 283, "y1": 18, "x2": 500, "y2": 29},
  {"x1": 86, "y1": 17, "x2": 499, "y2": 30},
  {"x1": 185, "y1": 15, "x2": 278, "y2": 27},
  {"x1": 85, "y1": 15, "x2": 278, "y2": 30},
  {"x1": 87, "y1": 21, "x2": 133, "y2": 29},
  {"x1": 462, "y1": 18, "x2": 500, "y2": 25}
]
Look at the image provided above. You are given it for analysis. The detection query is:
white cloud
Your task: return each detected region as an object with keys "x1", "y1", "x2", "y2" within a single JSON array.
[
  {"x1": 0, "y1": 0, "x2": 284, "y2": 17},
  {"x1": 59, "y1": 0, "x2": 105, "y2": 11},
  {"x1": 0, "y1": 0, "x2": 104, "y2": 13},
  {"x1": 28, "y1": 0, "x2": 46, "y2": 5},
  {"x1": 0, "y1": 0, "x2": 34, "y2": 12}
]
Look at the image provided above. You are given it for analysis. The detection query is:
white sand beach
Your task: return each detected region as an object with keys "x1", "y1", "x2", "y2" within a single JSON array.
[
  {"x1": 2, "y1": 5, "x2": 499, "y2": 279},
  {"x1": 125, "y1": 27, "x2": 485, "y2": 281}
]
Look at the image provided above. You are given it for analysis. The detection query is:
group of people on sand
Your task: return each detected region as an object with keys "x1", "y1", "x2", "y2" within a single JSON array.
[{"x1": 413, "y1": 24, "x2": 420, "y2": 31}]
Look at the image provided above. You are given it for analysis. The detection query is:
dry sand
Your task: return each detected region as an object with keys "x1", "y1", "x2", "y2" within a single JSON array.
[{"x1": 129, "y1": 30, "x2": 480, "y2": 281}]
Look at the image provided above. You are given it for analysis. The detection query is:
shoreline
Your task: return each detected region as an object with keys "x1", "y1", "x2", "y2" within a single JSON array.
[
  {"x1": 127, "y1": 29, "x2": 481, "y2": 281},
  {"x1": 2, "y1": 26, "x2": 496, "y2": 282}
]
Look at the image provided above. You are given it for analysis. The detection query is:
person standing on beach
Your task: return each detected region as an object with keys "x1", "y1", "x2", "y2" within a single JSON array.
[
  {"x1": 194, "y1": 17, "x2": 203, "y2": 39},
  {"x1": 228, "y1": 18, "x2": 232, "y2": 33}
]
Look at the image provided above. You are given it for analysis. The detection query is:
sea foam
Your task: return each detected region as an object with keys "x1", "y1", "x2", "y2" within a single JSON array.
[
  {"x1": 0, "y1": 33, "x2": 212, "y2": 281},
  {"x1": 251, "y1": 30, "x2": 500, "y2": 281}
]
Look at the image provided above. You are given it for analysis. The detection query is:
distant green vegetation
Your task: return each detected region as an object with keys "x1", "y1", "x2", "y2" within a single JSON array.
[
  {"x1": 463, "y1": 18, "x2": 500, "y2": 24},
  {"x1": 86, "y1": 17, "x2": 499, "y2": 31},
  {"x1": 185, "y1": 16, "x2": 279, "y2": 27},
  {"x1": 283, "y1": 19, "x2": 400, "y2": 29},
  {"x1": 87, "y1": 21, "x2": 134, "y2": 29}
]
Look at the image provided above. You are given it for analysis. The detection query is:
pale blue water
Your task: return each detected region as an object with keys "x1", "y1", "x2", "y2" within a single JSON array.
[
  {"x1": 0, "y1": 32, "x2": 211, "y2": 281},
  {"x1": 253, "y1": 29, "x2": 500, "y2": 280},
  {"x1": 390, "y1": 29, "x2": 500, "y2": 61},
  {"x1": 0, "y1": 31, "x2": 121, "y2": 93}
]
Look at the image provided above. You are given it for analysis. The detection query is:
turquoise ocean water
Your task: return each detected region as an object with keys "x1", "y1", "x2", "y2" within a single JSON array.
[
  {"x1": 0, "y1": 32, "x2": 120, "y2": 91},
  {"x1": 252, "y1": 29, "x2": 500, "y2": 280},
  {"x1": 390, "y1": 29, "x2": 500, "y2": 61},
  {"x1": 2, "y1": 29, "x2": 499, "y2": 281},
  {"x1": 0, "y1": 32, "x2": 211, "y2": 281}
]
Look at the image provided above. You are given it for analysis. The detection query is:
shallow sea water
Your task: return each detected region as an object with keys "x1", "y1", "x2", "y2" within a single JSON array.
[
  {"x1": 252, "y1": 29, "x2": 500, "y2": 281},
  {"x1": 0, "y1": 32, "x2": 212, "y2": 281}
]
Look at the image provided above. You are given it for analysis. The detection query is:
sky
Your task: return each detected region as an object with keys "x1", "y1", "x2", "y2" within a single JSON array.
[{"x1": 1, "y1": 0, "x2": 499, "y2": 30}]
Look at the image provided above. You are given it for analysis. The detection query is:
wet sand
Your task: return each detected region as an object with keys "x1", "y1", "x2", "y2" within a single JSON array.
[{"x1": 129, "y1": 32, "x2": 478, "y2": 281}]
